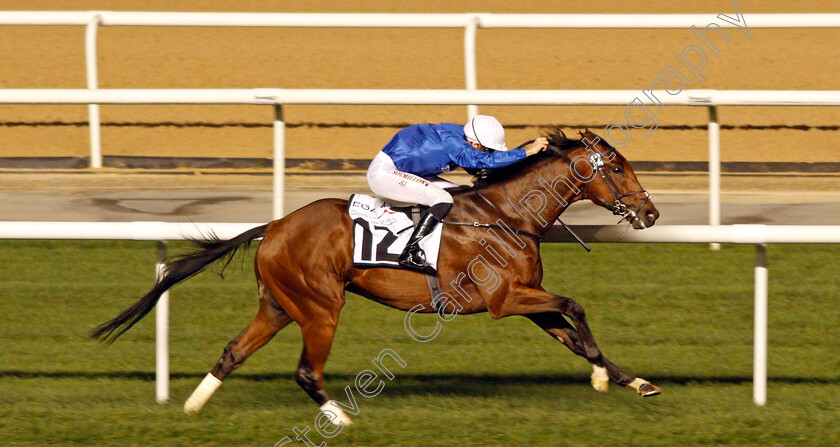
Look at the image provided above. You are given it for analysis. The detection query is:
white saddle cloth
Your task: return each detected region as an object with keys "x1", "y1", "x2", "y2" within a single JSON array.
[{"x1": 348, "y1": 194, "x2": 443, "y2": 271}]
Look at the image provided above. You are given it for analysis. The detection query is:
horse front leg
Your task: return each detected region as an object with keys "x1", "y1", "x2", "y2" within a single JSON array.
[
  {"x1": 495, "y1": 289, "x2": 661, "y2": 397},
  {"x1": 526, "y1": 312, "x2": 659, "y2": 396},
  {"x1": 526, "y1": 312, "x2": 612, "y2": 393}
]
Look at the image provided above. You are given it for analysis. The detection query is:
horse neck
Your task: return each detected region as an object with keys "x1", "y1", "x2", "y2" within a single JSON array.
[{"x1": 476, "y1": 152, "x2": 587, "y2": 236}]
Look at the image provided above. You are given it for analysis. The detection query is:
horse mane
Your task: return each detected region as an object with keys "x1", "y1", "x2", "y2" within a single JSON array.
[{"x1": 466, "y1": 127, "x2": 589, "y2": 189}]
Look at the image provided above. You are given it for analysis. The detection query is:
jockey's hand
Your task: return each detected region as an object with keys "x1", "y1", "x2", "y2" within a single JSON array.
[{"x1": 524, "y1": 137, "x2": 549, "y2": 156}]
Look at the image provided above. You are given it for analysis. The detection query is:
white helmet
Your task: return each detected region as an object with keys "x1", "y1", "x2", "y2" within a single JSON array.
[{"x1": 464, "y1": 115, "x2": 509, "y2": 151}]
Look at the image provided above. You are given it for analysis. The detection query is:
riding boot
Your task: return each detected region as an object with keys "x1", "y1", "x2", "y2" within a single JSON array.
[{"x1": 399, "y1": 203, "x2": 452, "y2": 272}]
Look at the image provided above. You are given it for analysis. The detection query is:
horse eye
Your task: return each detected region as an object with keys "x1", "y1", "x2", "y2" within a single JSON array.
[{"x1": 612, "y1": 166, "x2": 623, "y2": 174}]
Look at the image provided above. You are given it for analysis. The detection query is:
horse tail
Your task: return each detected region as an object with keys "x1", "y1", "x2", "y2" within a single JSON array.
[{"x1": 92, "y1": 223, "x2": 270, "y2": 343}]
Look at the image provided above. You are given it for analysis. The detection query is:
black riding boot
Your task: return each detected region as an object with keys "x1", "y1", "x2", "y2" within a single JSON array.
[{"x1": 399, "y1": 203, "x2": 452, "y2": 272}]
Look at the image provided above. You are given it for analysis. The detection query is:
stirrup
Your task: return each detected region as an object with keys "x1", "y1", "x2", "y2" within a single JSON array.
[{"x1": 398, "y1": 244, "x2": 426, "y2": 269}]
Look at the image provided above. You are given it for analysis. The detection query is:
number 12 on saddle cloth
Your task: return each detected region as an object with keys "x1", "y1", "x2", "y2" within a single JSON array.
[{"x1": 348, "y1": 194, "x2": 443, "y2": 271}]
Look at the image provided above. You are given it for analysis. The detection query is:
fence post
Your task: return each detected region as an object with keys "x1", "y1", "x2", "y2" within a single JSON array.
[
  {"x1": 155, "y1": 241, "x2": 169, "y2": 403},
  {"x1": 273, "y1": 104, "x2": 286, "y2": 220},
  {"x1": 464, "y1": 15, "x2": 479, "y2": 120},
  {"x1": 753, "y1": 243, "x2": 768, "y2": 406},
  {"x1": 85, "y1": 14, "x2": 102, "y2": 169},
  {"x1": 708, "y1": 106, "x2": 721, "y2": 250}
]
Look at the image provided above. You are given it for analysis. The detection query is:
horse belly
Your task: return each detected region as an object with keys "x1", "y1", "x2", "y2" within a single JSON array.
[{"x1": 347, "y1": 268, "x2": 436, "y2": 312}]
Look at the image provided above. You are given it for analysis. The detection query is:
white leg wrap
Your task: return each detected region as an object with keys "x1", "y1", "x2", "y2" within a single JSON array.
[
  {"x1": 591, "y1": 365, "x2": 609, "y2": 393},
  {"x1": 184, "y1": 373, "x2": 222, "y2": 414},
  {"x1": 320, "y1": 400, "x2": 354, "y2": 426},
  {"x1": 628, "y1": 378, "x2": 647, "y2": 390}
]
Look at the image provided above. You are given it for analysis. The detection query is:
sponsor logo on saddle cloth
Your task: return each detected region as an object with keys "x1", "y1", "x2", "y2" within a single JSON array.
[{"x1": 348, "y1": 194, "x2": 443, "y2": 271}]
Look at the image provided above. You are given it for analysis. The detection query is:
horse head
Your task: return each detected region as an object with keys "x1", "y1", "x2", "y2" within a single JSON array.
[{"x1": 546, "y1": 128, "x2": 660, "y2": 229}]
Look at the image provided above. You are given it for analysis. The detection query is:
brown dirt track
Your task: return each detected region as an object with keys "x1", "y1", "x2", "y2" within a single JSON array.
[{"x1": 0, "y1": 0, "x2": 838, "y2": 167}]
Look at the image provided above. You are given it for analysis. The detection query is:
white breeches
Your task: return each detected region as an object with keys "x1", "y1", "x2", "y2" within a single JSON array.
[{"x1": 367, "y1": 151, "x2": 455, "y2": 206}]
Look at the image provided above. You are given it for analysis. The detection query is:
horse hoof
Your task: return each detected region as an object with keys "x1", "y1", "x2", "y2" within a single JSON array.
[
  {"x1": 184, "y1": 373, "x2": 223, "y2": 414},
  {"x1": 320, "y1": 400, "x2": 354, "y2": 426},
  {"x1": 590, "y1": 365, "x2": 609, "y2": 393},
  {"x1": 628, "y1": 378, "x2": 661, "y2": 397},
  {"x1": 637, "y1": 382, "x2": 662, "y2": 397},
  {"x1": 591, "y1": 378, "x2": 609, "y2": 393}
]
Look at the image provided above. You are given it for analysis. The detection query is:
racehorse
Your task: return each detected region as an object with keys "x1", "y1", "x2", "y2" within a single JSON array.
[{"x1": 93, "y1": 128, "x2": 661, "y2": 425}]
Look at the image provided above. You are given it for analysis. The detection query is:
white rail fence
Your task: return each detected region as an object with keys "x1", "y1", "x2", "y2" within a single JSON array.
[
  {"x1": 2, "y1": 88, "x2": 840, "y2": 229},
  {"x1": 4, "y1": 12, "x2": 840, "y2": 224},
  {"x1": 2, "y1": 221, "x2": 839, "y2": 406},
  {"x1": 4, "y1": 11, "x2": 840, "y2": 162}
]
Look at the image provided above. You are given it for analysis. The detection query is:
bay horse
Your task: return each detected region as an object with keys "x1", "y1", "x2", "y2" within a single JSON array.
[{"x1": 93, "y1": 128, "x2": 661, "y2": 425}]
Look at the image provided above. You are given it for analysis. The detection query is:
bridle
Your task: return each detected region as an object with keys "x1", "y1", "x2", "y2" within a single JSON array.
[{"x1": 582, "y1": 151, "x2": 651, "y2": 229}]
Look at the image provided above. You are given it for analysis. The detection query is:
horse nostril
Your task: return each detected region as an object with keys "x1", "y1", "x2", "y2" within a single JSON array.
[{"x1": 645, "y1": 210, "x2": 657, "y2": 222}]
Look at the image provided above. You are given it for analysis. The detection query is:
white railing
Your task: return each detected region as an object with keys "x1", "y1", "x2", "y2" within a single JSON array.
[
  {"x1": 4, "y1": 11, "x2": 840, "y2": 167},
  {"x1": 4, "y1": 11, "x2": 840, "y2": 236},
  {"x1": 2, "y1": 87, "x2": 839, "y2": 228},
  {"x1": 2, "y1": 221, "x2": 839, "y2": 406},
  {"x1": 4, "y1": 11, "x2": 840, "y2": 27}
]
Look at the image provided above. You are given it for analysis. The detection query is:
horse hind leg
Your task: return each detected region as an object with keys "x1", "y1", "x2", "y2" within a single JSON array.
[
  {"x1": 256, "y1": 250, "x2": 353, "y2": 426},
  {"x1": 526, "y1": 311, "x2": 661, "y2": 397},
  {"x1": 294, "y1": 318, "x2": 354, "y2": 426},
  {"x1": 184, "y1": 280, "x2": 293, "y2": 414}
]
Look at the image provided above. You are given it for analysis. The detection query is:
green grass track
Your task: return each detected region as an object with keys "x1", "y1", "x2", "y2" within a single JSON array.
[{"x1": 1, "y1": 240, "x2": 838, "y2": 446}]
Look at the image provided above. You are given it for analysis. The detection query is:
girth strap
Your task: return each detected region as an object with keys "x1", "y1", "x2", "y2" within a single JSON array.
[{"x1": 411, "y1": 207, "x2": 443, "y2": 312}]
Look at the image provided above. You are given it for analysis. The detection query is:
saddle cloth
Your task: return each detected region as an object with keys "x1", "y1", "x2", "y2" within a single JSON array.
[{"x1": 348, "y1": 194, "x2": 443, "y2": 271}]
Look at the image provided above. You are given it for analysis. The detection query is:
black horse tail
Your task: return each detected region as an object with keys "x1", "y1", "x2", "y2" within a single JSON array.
[{"x1": 92, "y1": 223, "x2": 270, "y2": 343}]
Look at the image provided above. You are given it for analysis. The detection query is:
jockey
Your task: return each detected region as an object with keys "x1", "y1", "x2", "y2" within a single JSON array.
[{"x1": 367, "y1": 115, "x2": 548, "y2": 271}]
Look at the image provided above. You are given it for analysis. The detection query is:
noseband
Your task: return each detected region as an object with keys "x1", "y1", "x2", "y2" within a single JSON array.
[{"x1": 582, "y1": 152, "x2": 651, "y2": 228}]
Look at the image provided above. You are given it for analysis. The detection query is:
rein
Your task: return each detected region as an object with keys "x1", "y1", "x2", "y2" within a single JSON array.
[
  {"x1": 442, "y1": 220, "x2": 543, "y2": 242},
  {"x1": 443, "y1": 188, "x2": 543, "y2": 242},
  {"x1": 443, "y1": 186, "x2": 592, "y2": 250},
  {"x1": 444, "y1": 161, "x2": 581, "y2": 246}
]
